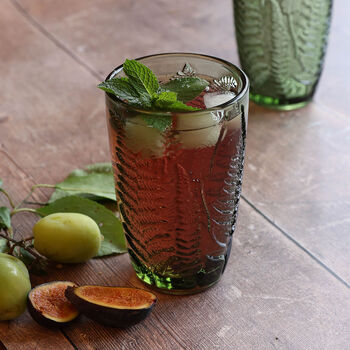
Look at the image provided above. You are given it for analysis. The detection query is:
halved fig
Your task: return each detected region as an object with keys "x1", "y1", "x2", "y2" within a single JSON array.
[
  {"x1": 28, "y1": 281, "x2": 79, "y2": 327},
  {"x1": 65, "y1": 285, "x2": 157, "y2": 327}
]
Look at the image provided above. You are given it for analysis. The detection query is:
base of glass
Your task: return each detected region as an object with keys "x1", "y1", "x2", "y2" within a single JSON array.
[
  {"x1": 139, "y1": 277, "x2": 220, "y2": 296},
  {"x1": 250, "y1": 92, "x2": 311, "y2": 111},
  {"x1": 130, "y1": 255, "x2": 223, "y2": 295}
]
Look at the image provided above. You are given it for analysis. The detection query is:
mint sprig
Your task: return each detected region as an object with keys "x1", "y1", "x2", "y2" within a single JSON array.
[
  {"x1": 98, "y1": 77, "x2": 144, "y2": 107},
  {"x1": 152, "y1": 91, "x2": 199, "y2": 111},
  {"x1": 123, "y1": 59, "x2": 159, "y2": 97},
  {"x1": 98, "y1": 59, "x2": 209, "y2": 131},
  {"x1": 161, "y1": 77, "x2": 209, "y2": 102}
]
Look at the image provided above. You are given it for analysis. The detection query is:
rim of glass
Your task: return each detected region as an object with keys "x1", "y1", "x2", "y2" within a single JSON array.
[{"x1": 105, "y1": 52, "x2": 249, "y2": 115}]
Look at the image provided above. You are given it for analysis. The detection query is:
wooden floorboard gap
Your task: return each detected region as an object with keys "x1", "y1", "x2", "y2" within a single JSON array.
[
  {"x1": 241, "y1": 194, "x2": 350, "y2": 289},
  {"x1": 61, "y1": 330, "x2": 79, "y2": 350},
  {"x1": 9, "y1": 0, "x2": 103, "y2": 82}
]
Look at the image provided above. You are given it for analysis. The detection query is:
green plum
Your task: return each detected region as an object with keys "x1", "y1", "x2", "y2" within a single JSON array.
[
  {"x1": 0, "y1": 253, "x2": 31, "y2": 321},
  {"x1": 33, "y1": 213, "x2": 102, "y2": 263}
]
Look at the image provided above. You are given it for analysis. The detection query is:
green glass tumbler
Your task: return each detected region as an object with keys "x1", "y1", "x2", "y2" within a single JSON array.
[
  {"x1": 105, "y1": 53, "x2": 249, "y2": 294},
  {"x1": 234, "y1": 0, "x2": 332, "y2": 110}
]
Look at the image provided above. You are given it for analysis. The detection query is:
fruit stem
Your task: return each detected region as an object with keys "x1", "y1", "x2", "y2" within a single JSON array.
[
  {"x1": 0, "y1": 188, "x2": 15, "y2": 209},
  {"x1": 55, "y1": 185, "x2": 115, "y2": 195},
  {"x1": 15, "y1": 184, "x2": 55, "y2": 210},
  {"x1": 0, "y1": 232, "x2": 45, "y2": 262},
  {"x1": 11, "y1": 208, "x2": 41, "y2": 217},
  {"x1": 23, "y1": 201, "x2": 48, "y2": 206},
  {"x1": 0, "y1": 232, "x2": 23, "y2": 245}
]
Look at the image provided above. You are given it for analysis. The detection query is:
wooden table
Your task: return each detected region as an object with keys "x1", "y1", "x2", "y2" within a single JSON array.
[{"x1": 1, "y1": 0, "x2": 349, "y2": 349}]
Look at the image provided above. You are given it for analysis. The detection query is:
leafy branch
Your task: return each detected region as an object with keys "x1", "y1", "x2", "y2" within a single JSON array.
[{"x1": 0, "y1": 163, "x2": 127, "y2": 274}]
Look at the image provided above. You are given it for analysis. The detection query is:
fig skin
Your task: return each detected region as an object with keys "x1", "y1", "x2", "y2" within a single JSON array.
[
  {"x1": 27, "y1": 281, "x2": 79, "y2": 328},
  {"x1": 65, "y1": 285, "x2": 156, "y2": 328}
]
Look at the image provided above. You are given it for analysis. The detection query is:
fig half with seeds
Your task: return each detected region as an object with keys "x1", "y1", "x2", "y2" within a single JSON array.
[
  {"x1": 65, "y1": 285, "x2": 157, "y2": 327},
  {"x1": 28, "y1": 281, "x2": 79, "y2": 327}
]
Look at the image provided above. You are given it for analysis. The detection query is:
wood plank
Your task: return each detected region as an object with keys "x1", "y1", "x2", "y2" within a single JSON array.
[
  {"x1": 243, "y1": 102, "x2": 350, "y2": 284},
  {"x1": 0, "y1": 1, "x2": 108, "y2": 185},
  {"x1": 313, "y1": 0, "x2": 350, "y2": 116},
  {"x1": 14, "y1": 0, "x2": 239, "y2": 78},
  {"x1": 0, "y1": 313, "x2": 74, "y2": 350}
]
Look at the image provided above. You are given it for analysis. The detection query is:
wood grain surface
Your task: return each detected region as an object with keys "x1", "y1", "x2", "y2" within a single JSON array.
[
  {"x1": 1, "y1": 0, "x2": 349, "y2": 349},
  {"x1": 244, "y1": 103, "x2": 350, "y2": 284}
]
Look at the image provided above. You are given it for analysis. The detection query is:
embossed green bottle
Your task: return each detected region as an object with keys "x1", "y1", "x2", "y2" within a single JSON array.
[{"x1": 234, "y1": 0, "x2": 332, "y2": 110}]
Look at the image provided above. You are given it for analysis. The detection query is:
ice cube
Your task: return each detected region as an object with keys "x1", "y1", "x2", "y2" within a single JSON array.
[
  {"x1": 174, "y1": 112, "x2": 222, "y2": 148},
  {"x1": 175, "y1": 125, "x2": 222, "y2": 149},
  {"x1": 125, "y1": 116, "x2": 165, "y2": 158},
  {"x1": 203, "y1": 92, "x2": 236, "y2": 109}
]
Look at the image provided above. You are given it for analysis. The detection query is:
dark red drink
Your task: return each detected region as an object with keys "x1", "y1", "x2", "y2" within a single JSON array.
[{"x1": 105, "y1": 53, "x2": 249, "y2": 294}]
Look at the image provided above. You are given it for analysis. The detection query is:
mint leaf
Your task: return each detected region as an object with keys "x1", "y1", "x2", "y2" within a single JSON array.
[
  {"x1": 85, "y1": 163, "x2": 113, "y2": 173},
  {"x1": 152, "y1": 91, "x2": 199, "y2": 112},
  {"x1": 156, "y1": 100, "x2": 200, "y2": 112},
  {"x1": 152, "y1": 91, "x2": 178, "y2": 108},
  {"x1": 0, "y1": 207, "x2": 11, "y2": 230},
  {"x1": 49, "y1": 162, "x2": 116, "y2": 203},
  {"x1": 100, "y1": 59, "x2": 204, "y2": 131},
  {"x1": 0, "y1": 179, "x2": 2, "y2": 188},
  {"x1": 141, "y1": 114, "x2": 172, "y2": 132},
  {"x1": 162, "y1": 77, "x2": 209, "y2": 102},
  {"x1": 123, "y1": 59, "x2": 159, "y2": 97},
  {"x1": 0, "y1": 239, "x2": 9, "y2": 253},
  {"x1": 37, "y1": 196, "x2": 127, "y2": 256},
  {"x1": 98, "y1": 77, "x2": 142, "y2": 106},
  {"x1": 141, "y1": 95, "x2": 198, "y2": 132}
]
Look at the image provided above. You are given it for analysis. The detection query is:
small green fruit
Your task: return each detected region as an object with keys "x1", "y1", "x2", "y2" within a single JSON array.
[
  {"x1": 0, "y1": 253, "x2": 31, "y2": 321},
  {"x1": 33, "y1": 213, "x2": 102, "y2": 263}
]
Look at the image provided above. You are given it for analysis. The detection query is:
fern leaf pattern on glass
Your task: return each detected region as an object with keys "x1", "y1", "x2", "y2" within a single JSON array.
[
  {"x1": 207, "y1": 113, "x2": 246, "y2": 244},
  {"x1": 294, "y1": 0, "x2": 332, "y2": 86},
  {"x1": 234, "y1": 1, "x2": 270, "y2": 90},
  {"x1": 234, "y1": 0, "x2": 332, "y2": 102}
]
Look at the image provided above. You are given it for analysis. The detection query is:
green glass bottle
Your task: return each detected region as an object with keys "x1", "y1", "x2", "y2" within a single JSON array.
[{"x1": 234, "y1": 0, "x2": 332, "y2": 110}]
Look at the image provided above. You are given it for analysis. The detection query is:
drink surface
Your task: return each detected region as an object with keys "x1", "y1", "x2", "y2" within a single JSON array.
[{"x1": 107, "y1": 77, "x2": 246, "y2": 293}]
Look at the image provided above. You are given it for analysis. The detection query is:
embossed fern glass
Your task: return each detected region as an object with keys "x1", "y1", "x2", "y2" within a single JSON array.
[
  {"x1": 105, "y1": 53, "x2": 249, "y2": 294},
  {"x1": 234, "y1": 0, "x2": 332, "y2": 110}
]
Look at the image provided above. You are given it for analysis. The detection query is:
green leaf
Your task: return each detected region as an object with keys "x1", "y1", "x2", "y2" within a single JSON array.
[
  {"x1": 15, "y1": 247, "x2": 48, "y2": 275},
  {"x1": 0, "y1": 179, "x2": 2, "y2": 188},
  {"x1": 157, "y1": 100, "x2": 200, "y2": 112},
  {"x1": 152, "y1": 91, "x2": 178, "y2": 107},
  {"x1": 36, "y1": 196, "x2": 127, "y2": 256},
  {"x1": 86, "y1": 163, "x2": 113, "y2": 173},
  {"x1": 49, "y1": 162, "x2": 116, "y2": 203},
  {"x1": 162, "y1": 77, "x2": 209, "y2": 102},
  {"x1": 0, "y1": 207, "x2": 11, "y2": 230},
  {"x1": 99, "y1": 59, "x2": 202, "y2": 131},
  {"x1": 16, "y1": 247, "x2": 35, "y2": 268},
  {"x1": 0, "y1": 239, "x2": 9, "y2": 253},
  {"x1": 141, "y1": 114, "x2": 172, "y2": 132},
  {"x1": 98, "y1": 77, "x2": 142, "y2": 106},
  {"x1": 123, "y1": 59, "x2": 159, "y2": 97}
]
